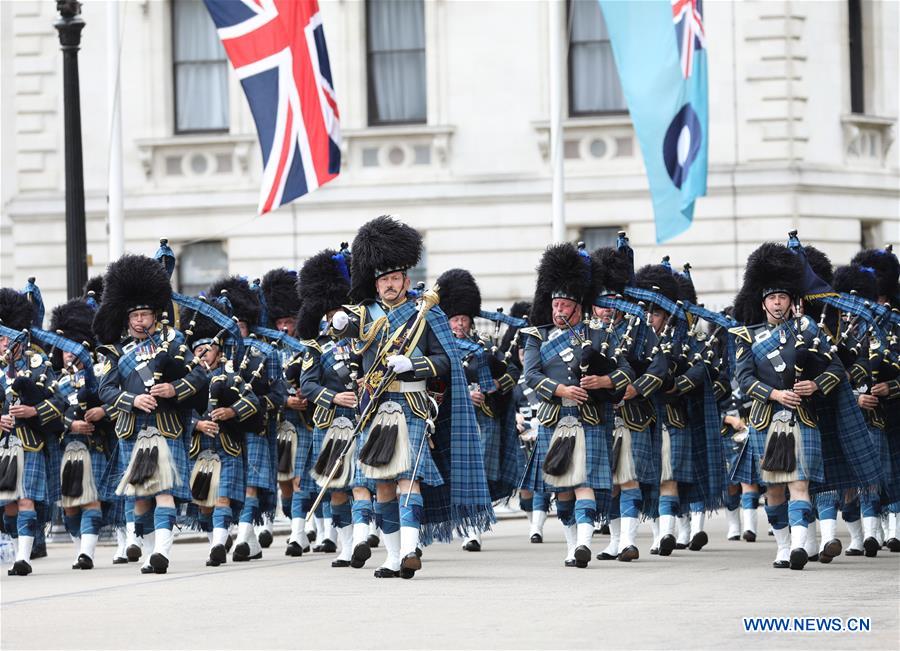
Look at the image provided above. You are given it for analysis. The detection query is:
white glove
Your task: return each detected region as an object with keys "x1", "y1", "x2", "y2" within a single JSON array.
[
  {"x1": 331, "y1": 310, "x2": 349, "y2": 331},
  {"x1": 387, "y1": 355, "x2": 413, "y2": 374},
  {"x1": 529, "y1": 417, "x2": 541, "y2": 433}
]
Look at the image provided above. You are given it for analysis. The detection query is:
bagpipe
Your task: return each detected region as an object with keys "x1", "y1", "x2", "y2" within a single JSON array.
[{"x1": 582, "y1": 297, "x2": 640, "y2": 402}]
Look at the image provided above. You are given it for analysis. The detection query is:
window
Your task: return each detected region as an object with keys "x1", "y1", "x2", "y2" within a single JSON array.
[
  {"x1": 580, "y1": 227, "x2": 620, "y2": 252},
  {"x1": 848, "y1": 0, "x2": 864, "y2": 114},
  {"x1": 366, "y1": 0, "x2": 427, "y2": 125},
  {"x1": 172, "y1": 0, "x2": 229, "y2": 133},
  {"x1": 179, "y1": 241, "x2": 228, "y2": 296},
  {"x1": 568, "y1": 0, "x2": 627, "y2": 116}
]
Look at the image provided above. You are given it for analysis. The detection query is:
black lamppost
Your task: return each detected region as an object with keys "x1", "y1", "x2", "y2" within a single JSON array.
[{"x1": 54, "y1": 0, "x2": 87, "y2": 299}]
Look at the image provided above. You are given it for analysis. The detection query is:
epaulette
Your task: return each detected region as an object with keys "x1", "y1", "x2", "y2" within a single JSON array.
[
  {"x1": 96, "y1": 343, "x2": 122, "y2": 359},
  {"x1": 519, "y1": 326, "x2": 542, "y2": 341},
  {"x1": 728, "y1": 326, "x2": 752, "y2": 343},
  {"x1": 343, "y1": 304, "x2": 365, "y2": 319}
]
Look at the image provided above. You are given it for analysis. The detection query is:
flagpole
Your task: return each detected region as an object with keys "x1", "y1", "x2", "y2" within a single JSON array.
[
  {"x1": 549, "y1": 0, "x2": 566, "y2": 244},
  {"x1": 107, "y1": 0, "x2": 125, "y2": 261}
]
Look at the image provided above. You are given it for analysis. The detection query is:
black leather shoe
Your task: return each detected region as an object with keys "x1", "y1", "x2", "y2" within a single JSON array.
[
  {"x1": 30, "y1": 544, "x2": 47, "y2": 560},
  {"x1": 596, "y1": 551, "x2": 618, "y2": 560},
  {"x1": 351, "y1": 542, "x2": 371, "y2": 568},
  {"x1": 210, "y1": 544, "x2": 227, "y2": 565},
  {"x1": 650, "y1": 547, "x2": 659, "y2": 555},
  {"x1": 658, "y1": 534, "x2": 676, "y2": 557},
  {"x1": 688, "y1": 531, "x2": 708, "y2": 551},
  {"x1": 224, "y1": 534, "x2": 234, "y2": 552},
  {"x1": 233, "y1": 542, "x2": 251, "y2": 562},
  {"x1": 307, "y1": 529, "x2": 317, "y2": 543},
  {"x1": 863, "y1": 537, "x2": 879, "y2": 557},
  {"x1": 285, "y1": 541, "x2": 303, "y2": 557},
  {"x1": 373, "y1": 567, "x2": 399, "y2": 578},
  {"x1": 575, "y1": 559, "x2": 588, "y2": 568},
  {"x1": 674, "y1": 542, "x2": 688, "y2": 550},
  {"x1": 573, "y1": 545, "x2": 591, "y2": 565},
  {"x1": 367, "y1": 534, "x2": 380, "y2": 548},
  {"x1": 401, "y1": 552, "x2": 421, "y2": 573},
  {"x1": 462, "y1": 539, "x2": 481, "y2": 552},
  {"x1": 789, "y1": 548, "x2": 808, "y2": 570},
  {"x1": 742, "y1": 530, "x2": 756, "y2": 543},
  {"x1": 112, "y1": 557, "x2": 129, "y2": 565},
  {"x1": 530, "y1": 533, "x2": 543, "y2": 544},
  {"x1": 206, "y1": 558, "x2": 221, "y2": 567},
  {"x1": 728, "y1": 534, "x2": 740, "y2": 541},
  {"x1": 599, "y1": 523, "x2": 610, "y2": 535},
  {"x1": 564, "y1": 559, "x2": 577, "y2": 567},
  {"x1": 819, "y1": 538, "x2": 841, "y2": 564},
  {"x1": 140, "y1": 565, "x2": 157, "y2": 574},
  {"x1": 258, "y1": 530, "x2": 273, "y2": 549},
  {"x1": 844, "y1": 547, "x2": 864, "y2": 556},
  {"x1": 808, "y1": 553, "x2": 819, "y2": 562},
  {"x1": 331, "y1": 559, "x2": 351, "y2": 568},
  {"x1": 316, "y1": 539, "x2": 337, "y2": 553},
  {"x1": 618, "y1": 545, "x2": 639, "y2": 562},
  {"x1": 415, "y1": 546, "x2": 423, "y2": 558},
  {"x1": 772, "y1": 560, "x2": 790, "y2": 569},
  {"x1": 886, "y1": 537, "x2": 900, "y2": 552},
  {"x1": 149, "y1": 553, "x2": 169, "y2": 574},
  {"x1": 126, "y1": 544, "x2": 142, "y2": 562},
  {"x1": 7, "y1": 560, "x2": 32, "y2": 576},
  {"x1": 75, "y1": 554, "x2": 94, "y2": 570}
]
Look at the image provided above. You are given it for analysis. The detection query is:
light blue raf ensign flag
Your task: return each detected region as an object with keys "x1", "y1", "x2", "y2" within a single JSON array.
[{"x1": 598, "y1": 0, "x2": 708, "y2": 243}]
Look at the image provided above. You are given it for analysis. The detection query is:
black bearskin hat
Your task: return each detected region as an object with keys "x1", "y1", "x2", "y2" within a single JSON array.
[
  {"x1": 804, "y1": 246, "x2": 833, "y2": 285},
  {"x1": 207, "y1": 276, "x2": 260, "y2": 326},
  {"x1": 50, "y1": 299, "x2": 95, "y2": 347},
  {"x1": 349, "y1": 216, "x2": 422, "y2": 302},
  {"x1": 732, "y1": 243, "x2": 804, "y2": 325},
  {"x1": 92, "y1": 254, "x2": 172, "y2": 344},
  {"x1": 82, "y1": 275, "x2": 104, "y2": 304},
  {"x1": 833, "y1": 264, "x2": 878, "y2": 302},
  {"x1": 509, "y1": 301, "x2": 531, "y2": 320},
  {"x1": 530, "y1": 243, "x2": 595, "y2": 326},
  {"x1": 296, "y1": 249, "x2": 352, "y2": 340},
  {"x1": 261, "y1": 268, "x2": 300, "y2": 323},
  {"x1": 435, "y1": 268, "x2": 481, "y2": 320},
  {"x1": 851, "y1": 247, "x2": 899, "y2": 301},
  {"x1": 635, "y1": 264, "x2": 679, "y2": 305},
  {"x1": 184, "y1": 300, "x2": 229, "y2": 351},
  {"x1": 674, "y1": 272, "x2": 697, "y2": 304},
  {"x1": 591, "y1": 246, "x2": 632, "y2": 297},
  {"x1": 0, "y1": 288, "x2": 35, "y2": 333}
]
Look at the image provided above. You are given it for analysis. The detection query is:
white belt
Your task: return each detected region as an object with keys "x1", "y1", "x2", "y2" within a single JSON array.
[{"x1": 386, "y1": 380, "x2": 426, "y2": 393}]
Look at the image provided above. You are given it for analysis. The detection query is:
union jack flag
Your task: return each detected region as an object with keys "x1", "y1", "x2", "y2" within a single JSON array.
[
  {"x1": 672, "y1": 0, "x2": 705, "y2": 79},
  {"x1": 204, "y1": 0, "x2": 341, "y2": 215}
]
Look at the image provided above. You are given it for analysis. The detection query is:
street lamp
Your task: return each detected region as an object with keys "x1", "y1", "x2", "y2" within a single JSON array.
[{"x1": 54, "y1": 0, "x2": 88, "y2": 299}]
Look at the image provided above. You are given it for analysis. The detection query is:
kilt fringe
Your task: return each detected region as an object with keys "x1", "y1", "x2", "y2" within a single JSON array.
[
  {"x1": 0, "y1": 440, "x2": 25, "y2": 501},
  {"x1": 312, "y1": 416, "x2": 356, "y2": 489},
  {"x1": 543, "y1": 416, "x2": 586, "y2": 488},
  {"x1": 116, "y1": 428, "x2": 179, "y2": 497},
  {"x1": 612, "y1": 423, "x2": 636, "y2": 486},
  {"x1": 275, "y1": 420, "x2": 297, "y2": 483},
  {"x1": 360, "y1": 402, "x2": 410, "y2": 480},
  {"x1": 190, "y1": 450, "x2": 221, "y2": 508}
]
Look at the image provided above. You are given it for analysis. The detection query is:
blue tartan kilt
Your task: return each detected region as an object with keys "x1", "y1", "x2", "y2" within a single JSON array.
[
  {"x1": 749, "y1": 421, "x2": 824, "y2": 485},
  {"x1": 20, "y1": 445, "x2": 49, "y2": 503},
  {"x1": 663, "y1": 422, "x2": 694, "y2": 484},
  {"x1": 730, "y1": 435, "x2": 760, "y2": 485},
  {"x1": 44, "y1": 436, "x2": 62, "y2": 504},
  {"x1": 523, "y1": 405, "x2": 612, "y2": 493},
  {"x1": 355, "y1": 392, "x2": 443, "y2": 486},
  {"x1": 628, "y1": 426, "x2": 658, "y2": 485},
  {"x1": 197, "y1": 435, "x2": 245, "y2": 504},
  {"x1": 723, "y1": 433, "x2": 743, "y2": 486},
  {"x1": 62, "y1": 433, "x2": 117, "y2": 502},
  {"x1": 292, "y1": 422, "x2": 317, "y2": 496},
  {"x1": 244, "y1": 431, "x2": 275, "y2": 492},
  {"x1": 477, "y1": 410, "x2": 500, "y2": 481},
  {"x1": 164, "y1": 436, "x2": 191, "y2": 502},
  {"x1": 869, "y1": 426, "x2": 891, "y2": 488}
]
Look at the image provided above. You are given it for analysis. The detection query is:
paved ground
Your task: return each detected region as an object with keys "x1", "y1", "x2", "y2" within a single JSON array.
[{"x1": 1, "y1": 513, "x2": 897, "y2": 650}]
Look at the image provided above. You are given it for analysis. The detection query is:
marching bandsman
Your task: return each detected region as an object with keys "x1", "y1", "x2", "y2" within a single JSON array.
[
  {"x1": 435, "y1": 268, "x2": 498, "y2": 552},
  {"x1": 185, "y1": 305, "x2": 259, "y2": 567},
  {"x1": 296, "y1": 246, "x2": 376, "y2": 568},
  {"x1": 521, "y1": 243, "x2": 633, "y2": 567},
  {"x1": 330, "y1": 215, "x2": 493, "y2": 579},
  {"x1": 730, "y1": 243, "x2": 844, "y2": 570},
  {"x1": 0, "y1": 287, "x2": 66, "y2": 576},
  {"x1": 94, "y1": 254, "x2": 207, "y2": 575},
  {"x1": 207, "y1": 276, "x2": 284, "y2": 563},
  {"x1": 49, "y1": 298, "x2": 119, "y2": 570}
]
